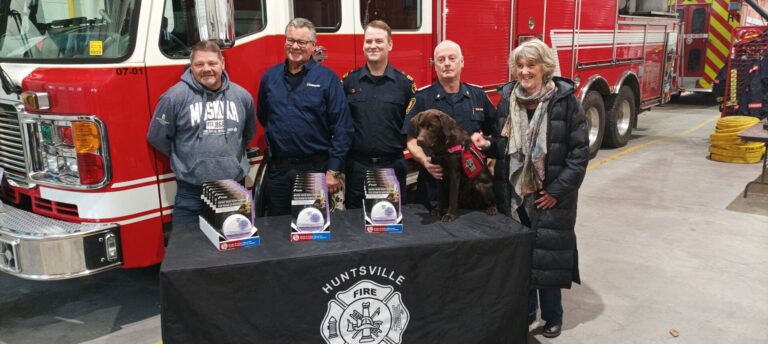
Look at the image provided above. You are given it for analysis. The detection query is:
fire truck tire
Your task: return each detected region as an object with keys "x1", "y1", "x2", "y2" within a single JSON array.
[
  {"x1": 603, "y1": 86, "x2": 635, "y2": 148},
  {"x1": 582, "y1": 91, "x2": 606, "y2": 159}
]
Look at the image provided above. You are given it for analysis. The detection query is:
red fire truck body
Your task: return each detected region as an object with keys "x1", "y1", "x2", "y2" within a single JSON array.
[{"x1": 0, "y1": 0, "x2": 678, "y2": 279}]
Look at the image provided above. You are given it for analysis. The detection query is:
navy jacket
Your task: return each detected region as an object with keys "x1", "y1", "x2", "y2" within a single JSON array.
[
  {"x1": 257, "y1": 59, "x2": 354, "y2": 171},
  {"x1": 402, "y1": 81, "x2": 496, "y2": 137}
]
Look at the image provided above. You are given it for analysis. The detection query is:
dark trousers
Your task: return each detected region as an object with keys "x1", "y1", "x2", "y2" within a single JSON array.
[
  {"x1": 264, "y1": 157, "x2": 327, "y2": 216},
  {"x1": 416, "y1": 167, "x2": 438, "y2": 210},
  {"x1": 529, "y1": 288, "x2": 563, "y2": 324},
  {"x1": 173, "y1": 180, "x2": 203, "y2": 226},
  {"x1": 345, "y1": 157, "x2": 406, "y2": 209},
  {"x1": 518, "y1": 204, "x2": 563, "y2": 324}
]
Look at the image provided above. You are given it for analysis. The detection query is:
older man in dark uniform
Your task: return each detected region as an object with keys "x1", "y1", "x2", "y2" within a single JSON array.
[
  {"x1": 402, "y1": 40, "x2": 496, "y2": 210},
  {"x1": 342, "y1": 20, "x2": 415, "y2": 209}
]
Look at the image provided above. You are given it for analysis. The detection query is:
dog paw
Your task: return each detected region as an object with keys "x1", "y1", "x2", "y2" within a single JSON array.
[
  {"x1": 430, "y1": 208, "x2": 444, "y2": 217},
  {"x1": 485, "y1": 206, "x2": 497, "y2": 216},
  {"x1": 441, "y1": 213, "x2": 456, "y2": 222}
]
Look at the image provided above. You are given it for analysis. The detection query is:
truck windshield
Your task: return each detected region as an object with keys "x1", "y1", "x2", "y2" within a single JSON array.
[{"x1": 0, "y1": 0, "x2": 138, "y2": 61}]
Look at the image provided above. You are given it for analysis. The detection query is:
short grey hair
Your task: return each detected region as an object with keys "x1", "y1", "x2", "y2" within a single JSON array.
[
  {"x1": 509, "y1": 39, "x2": 556, "y2": 82},
  {"x1": 434, "y1": 40, "x2": 463, "y2": 59},
  {"x1": 286, "y1": 17, "x2": 317, "y2": 42}
]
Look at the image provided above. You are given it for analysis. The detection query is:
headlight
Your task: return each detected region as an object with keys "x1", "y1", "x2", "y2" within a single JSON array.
[{"x1": 23, "y1": 114, "x2": 111, "y2": 189}]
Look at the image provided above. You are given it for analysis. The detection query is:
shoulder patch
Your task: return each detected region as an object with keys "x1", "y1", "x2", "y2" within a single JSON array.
[{"x1": 405, "y1": 96, "x2": 417, "y2": 114}]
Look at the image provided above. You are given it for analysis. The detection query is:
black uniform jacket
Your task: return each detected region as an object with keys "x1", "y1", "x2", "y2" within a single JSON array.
[{"x1": 485, "y1": 77, "x2": 589, "y2": 289}]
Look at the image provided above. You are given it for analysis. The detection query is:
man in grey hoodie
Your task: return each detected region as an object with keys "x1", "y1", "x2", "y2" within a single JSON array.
[{"x1": 147, "y1": 40, "x2": 257, "y2": 225}]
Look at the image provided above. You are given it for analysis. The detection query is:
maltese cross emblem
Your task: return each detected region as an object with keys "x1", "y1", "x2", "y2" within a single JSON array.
[{"x1": 321, "y1": 280, "x2": 409, "y2": 344}]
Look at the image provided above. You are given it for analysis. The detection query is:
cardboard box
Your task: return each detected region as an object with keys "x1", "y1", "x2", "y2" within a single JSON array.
[{"x1": 200, "y1": 216, "x2": 260, "y2": 251}]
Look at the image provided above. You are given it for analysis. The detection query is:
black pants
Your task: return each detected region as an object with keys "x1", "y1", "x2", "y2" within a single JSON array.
[
  {"x1": 345, "y1": 156, "x2": 406, "y2": 209},
  {"x1": 264, "y1": 157, "x2": 327, "y2": 216},
  {"x1": 416, "y1": 167, "x2": 438, "y2": 210}
]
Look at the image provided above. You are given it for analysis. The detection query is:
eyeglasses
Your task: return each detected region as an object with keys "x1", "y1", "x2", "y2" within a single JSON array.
[{"x1": 285, "y1": 38, "x2": 314, "y2": 47}]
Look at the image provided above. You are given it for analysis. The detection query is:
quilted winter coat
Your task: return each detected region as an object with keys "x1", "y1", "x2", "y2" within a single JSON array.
[{"x1": 485, "y1": 77, "x2": 589, "y2": 289}]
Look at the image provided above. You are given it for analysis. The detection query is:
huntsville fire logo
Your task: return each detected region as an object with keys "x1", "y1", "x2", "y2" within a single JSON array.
[{"x1": 321, "y1": 280, "x2": 409, "y2": 344}]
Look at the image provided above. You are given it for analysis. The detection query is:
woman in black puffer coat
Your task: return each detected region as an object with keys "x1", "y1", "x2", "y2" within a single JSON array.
[{"x1": 472, "y1": 39, "x2": 589, "y2": 338}]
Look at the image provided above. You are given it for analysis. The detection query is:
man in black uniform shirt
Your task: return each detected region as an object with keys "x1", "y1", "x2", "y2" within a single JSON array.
[
  {"x1": 401, "y1": 40, "x2": 496, "y2": 209},
  {"x1": 342, "y1": 20, "x2": 416, "y2": 209}
]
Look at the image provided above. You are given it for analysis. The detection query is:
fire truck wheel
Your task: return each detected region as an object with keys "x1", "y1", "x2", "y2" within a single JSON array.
[
  {"x1": 604, "y1": 86, "x2": 635, "y2": 148},
  {"x1": 582, "y1": 91, "x2": 605, "y2": 159}
]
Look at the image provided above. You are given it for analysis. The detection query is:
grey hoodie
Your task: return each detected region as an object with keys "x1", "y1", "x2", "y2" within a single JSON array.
[{"x1": 147, "y1": 68, "x2": 257, "y2": 185}]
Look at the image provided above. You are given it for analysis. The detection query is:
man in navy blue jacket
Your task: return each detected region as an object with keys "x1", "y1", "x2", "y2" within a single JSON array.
[{"x1": 257, "y1": 18, "x2": 354, "y2": 216}]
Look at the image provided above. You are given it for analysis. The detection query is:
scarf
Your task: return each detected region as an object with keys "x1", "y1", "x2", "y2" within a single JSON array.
[{"x1": 501, "y1": 79, "x2": 556, "y2": 212}]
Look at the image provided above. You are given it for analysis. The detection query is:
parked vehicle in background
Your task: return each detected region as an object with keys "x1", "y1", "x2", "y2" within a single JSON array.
[{"x1": 672, "y1": 0, "x2": 768, "y2": 93}]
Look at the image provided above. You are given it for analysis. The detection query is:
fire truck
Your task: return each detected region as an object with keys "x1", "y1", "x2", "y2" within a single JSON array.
[
  {"x1": 672, "y1": 0, "x2": 768, "y2": 92},
  {"x1": 0, "y1": 0, "x2": 680, "y2": 280}
]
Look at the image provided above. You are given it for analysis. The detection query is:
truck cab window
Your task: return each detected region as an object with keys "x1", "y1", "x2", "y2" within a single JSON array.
[
  {"x1": 691, "y1": 8, "x2": 706, "y2": 34},
  {"x1": 360, "y1": 0, "x2": 421, "y2": 30},
  {"x1": 688, "y1": 48, "x2": 701, "y2": 72},
  {"x1": 160, "y1": 0, "x2": 266, "y2": 59},
  {"x1": 0, "y1": 0, "x2": 138, "y2": 61},
  {"x1": 293, "y1": 0, "x2": 341, "y2": 32}
]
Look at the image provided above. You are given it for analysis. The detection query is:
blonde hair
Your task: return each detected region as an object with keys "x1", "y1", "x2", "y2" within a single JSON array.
[{"x1": 509, "y1": 39, "x2": 556, "y2": 81}]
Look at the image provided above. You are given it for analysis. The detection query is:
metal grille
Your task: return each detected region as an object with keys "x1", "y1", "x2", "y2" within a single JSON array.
[
  {"x1": 0, "y1": 103, "x2": 28, "y2": 183},
  {"x1": 0, "y1": 205, "x2": 108, "y2": 236}
]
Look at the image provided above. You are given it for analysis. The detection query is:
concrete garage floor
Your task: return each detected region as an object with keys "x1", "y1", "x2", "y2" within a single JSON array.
[
  {"x1": 0, "y1": 94, "x2": 766, "y2": 344},
  {"x1": 530, "y1": 95, "x2": 768, "y2": 343}
]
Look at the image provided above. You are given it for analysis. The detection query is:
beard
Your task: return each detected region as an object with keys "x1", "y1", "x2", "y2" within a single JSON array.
[{"x1": 198, "y1": 75, "x2": 219, "y2": 88}]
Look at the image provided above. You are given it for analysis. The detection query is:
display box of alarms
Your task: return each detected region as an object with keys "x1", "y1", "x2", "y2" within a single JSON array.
[
  {"x1": 363, "y1": 168, "x2": 403, "y2": 233},
  {"x1": 199, "y1": 180, "x2": 260, "y2": 251},
  {"x1": 200, "y1": 217, "x2": 260, "y2": 251},
  {"x1": 291, "y1": 172, "x2": 331, "y2": 242}
]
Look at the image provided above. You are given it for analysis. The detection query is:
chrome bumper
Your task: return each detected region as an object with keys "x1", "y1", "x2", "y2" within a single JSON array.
[{"x1": 0, "y1": 205, "x2": 122, "y2": 280}]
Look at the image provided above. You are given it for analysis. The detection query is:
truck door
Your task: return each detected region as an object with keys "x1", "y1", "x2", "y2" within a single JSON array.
[
  {"x1": 679, "y1": 4, "x2": 709, "y2": 90},
  {"x1": 439, "y1": 0, "x2": 512, "y2": 89}
]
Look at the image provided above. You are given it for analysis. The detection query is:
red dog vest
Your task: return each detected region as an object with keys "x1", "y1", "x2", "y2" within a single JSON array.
[{"x1": 448, "y1": 144, "x2": 487, "y2": 180}]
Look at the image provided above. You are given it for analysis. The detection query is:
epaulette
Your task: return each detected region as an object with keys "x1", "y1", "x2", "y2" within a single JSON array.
[
  {"x1": 343, "y1": 67, "x2": 364, "y2": 80},
  {"x1": 395, "y1": 70, "x2": 416, "y2": 93},
  {"x1": 417, "y1": 84, "x2": 432, "y2": 92},
  {"x1": 393, "y1": 68, "x2": 415, "y2": 81}
]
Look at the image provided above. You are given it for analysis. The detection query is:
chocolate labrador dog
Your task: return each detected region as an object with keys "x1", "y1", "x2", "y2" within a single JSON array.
[{"x1": 411, "y1": 109, "x2": 496, "y2": 222}]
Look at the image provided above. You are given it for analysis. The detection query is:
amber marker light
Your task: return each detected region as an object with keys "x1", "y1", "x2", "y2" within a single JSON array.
[
  {"x1": 72, "y1": 121, "x2": 101, "y2": 153},
  {"x1": 20, "y1": 91, "x2": 50, "y2": 110}
]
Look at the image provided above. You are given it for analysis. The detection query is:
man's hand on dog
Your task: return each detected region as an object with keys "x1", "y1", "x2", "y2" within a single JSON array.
[
  {"x1": 424, "y1": 157, "x2": 444, "y2": 180},
  {"x1": 535, "y1": 190, "x2": 557, "y2": 209}
]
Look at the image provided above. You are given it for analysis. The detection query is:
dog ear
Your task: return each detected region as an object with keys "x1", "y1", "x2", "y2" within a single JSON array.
[
  {"x1": 410, "y1": 112, "x2": 423, "y2": 136},
  {"x1": 438, "y1": 112, "x2": 457, "y2": 145}
]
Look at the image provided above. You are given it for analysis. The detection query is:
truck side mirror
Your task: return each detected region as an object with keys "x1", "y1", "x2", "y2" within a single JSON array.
[{"x1": 194, "y1": 0, "x2": 236, "y2": 48}]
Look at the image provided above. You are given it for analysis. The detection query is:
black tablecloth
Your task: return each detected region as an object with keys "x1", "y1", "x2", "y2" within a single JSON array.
[{"x1": 160, "y1": 205, "x2": 533, "y2": 344}]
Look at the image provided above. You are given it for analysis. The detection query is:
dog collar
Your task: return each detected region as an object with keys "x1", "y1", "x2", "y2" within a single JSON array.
[{"x1": 448, "y1": 145, "x2": 463, "y2": 153}]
